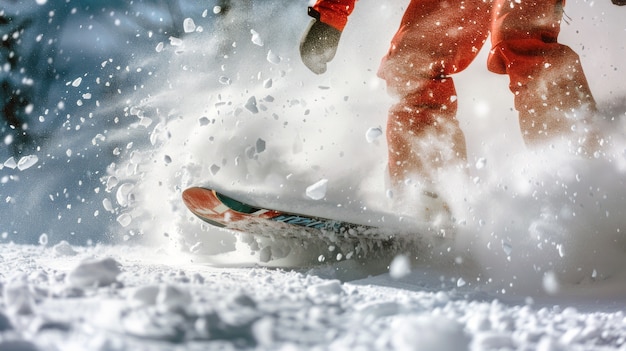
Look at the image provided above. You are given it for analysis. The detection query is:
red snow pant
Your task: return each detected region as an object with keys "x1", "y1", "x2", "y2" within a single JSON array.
[{"x1": 378, "y1": 0, "x2": 596, "y2": 185}]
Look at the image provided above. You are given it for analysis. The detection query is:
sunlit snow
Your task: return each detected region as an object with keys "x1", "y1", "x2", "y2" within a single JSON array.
[{"x1": 0, "y1": 0, "x2": 625, "y2": 350}]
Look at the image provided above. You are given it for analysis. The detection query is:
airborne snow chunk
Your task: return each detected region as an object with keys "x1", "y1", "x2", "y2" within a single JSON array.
[
  {"x1": 117, "y1": 213, "x2": 132, "y2": 227},
  {"x1": 169, "y1": 37, "x2": 183, "y2": 46},
  {"x1": 250, "y1": 29, "x2": 264, "y2": 46},
  {"x1": 210, "y1": 164, "x2": 221, "y2": 176},
  {"x1": 305, "y1": 179, "x2": 328, "y2": 200},
  {"x1": 38, "y1": 233, "x2": 49, "y2": 246},
  {"x1": 116, "y1": 183, "x2": 134, "y2": 207},
  {"x1": 183, "y1": 18, "x2": 196, "y2": 33},
  {"x1": 198, "y1": 116, "x2": 210, "y2": 126},
  {"x1": 245, "y1": 96, "x2": 259, "y2": 114},
  {"x1": 475, "y1": 157, "x2": 487, "y2": 170},
  {"x1": 17, "y1": 155, "x2": 38, "y2": 171},
  {"x1": 389, "y1": 254, "x2": 411, "y2": 279},
  {"x1": 102, "y1": 198, "x2": 114, "y2": 213},
  {"x1": 3, "y1": 157, "x2": 17, "y2": 169},
  {"x1": 256, "y1": 138, "x2": 266, "y2": 153},
  {"x1": 542, "y1": 271, "x2": 560, "y2": 295},
  {"x1": 3, "y1": 134, "x2": 13, "y2": 146},
  {"x1": 266, "y1": 50, "x2": 281, "y2": 64},
  {"x1": 365, "y1": 127, "x2": 383, "y2": 143}
]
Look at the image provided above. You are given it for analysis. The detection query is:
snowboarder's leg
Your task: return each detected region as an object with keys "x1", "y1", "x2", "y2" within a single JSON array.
[
  {"x1": 378, "y1": 0, "x2": 492, "y2": 188},
  {"x1": 488, "y1": 0, "x2": 597, "y2": 150}
]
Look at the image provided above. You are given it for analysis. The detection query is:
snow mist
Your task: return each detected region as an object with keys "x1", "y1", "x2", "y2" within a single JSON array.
[{"x1": 116, "y1": 0, "x2": 626, "y2": 297}]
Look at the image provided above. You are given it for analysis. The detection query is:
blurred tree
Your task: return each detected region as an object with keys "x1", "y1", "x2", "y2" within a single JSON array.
[
  {"x1": 0, "y1": 0, "x2": 199, "y2": 157},
  {"x1": 1, "y1": 13, "x2": 37, "y2": 155}
]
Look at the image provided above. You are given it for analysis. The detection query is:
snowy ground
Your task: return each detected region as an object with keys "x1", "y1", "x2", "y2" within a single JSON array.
[
  {"x1": 2, "y1": 242, "x2": 626, "y2": 351},
  {"x1": 2, "y1": 0, "x2": 626, "y2": 350}
]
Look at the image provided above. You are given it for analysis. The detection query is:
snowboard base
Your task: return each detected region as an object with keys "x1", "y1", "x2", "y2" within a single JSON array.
[{"x1": 182, "y1": 187, "x2": 396, "y2": 242}]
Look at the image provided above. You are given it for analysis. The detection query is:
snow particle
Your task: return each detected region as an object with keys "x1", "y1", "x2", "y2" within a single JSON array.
[
  {"x1": 542, "y1": 270, "x2": 560, "y2": 295},
  {"x1": 168, "y1": 36, "x2": 183, "y2": 47},
  {"x1": 386, "y1": 189, "x2": 394, "y2": 199},
  {"x1": 183, "y1": 18, "x2": 196, "y2": 33},
  {"x1": 102, "y1": 198, "x2": 114, "y2": 213},
  {"x1": 4, "y1": 157, "x2": 17, "y2": 169},
  {"x1": 4, "y1": 134, "x2": 13, "y2": 146},
  {"x1": 266, "y1": 50, "x2": 281, "y2": 64},
  {"x1": 116, "y1": 183, "x2": 134, "y2": 207},
  {"x1": 117, "y1": 213, "x2": 132, "y2": 227},
  {"x1": 365, "y1": 127, "x2": 383, "y2": 143},
  {"x1": 475, "y1": 157, "x2": 487, "y2": 170},
  {"x1": 256, "y1": 138, "x2": 266, "y2": 153},
  {"x1": 71, "y1": 77, "x2": 82, "y2": 87},
  {"x1": 502, "y1": 241, "x2": 512, "y2": 256},
  {"x1": 210, "y1": 164, "x2": 221, "y2": 176},
  {"x1": 106, "y1": 176, "x2": 119, "y2": 192},
  {"x1": 198, "y1": 116, "x2": 210, "y2": 126},
  {"x1": 306, "y1": 179, "x2": 328, "y2": 200},
  {"x1": 17, "y1": 155, "x2": 38, "y2": 170},
  {"x1": 245, "y1": 96, "x2": 258, "y2": 114},
  {"x1": 473, "y1": 100, "x2": 490, "y2": 117},
  {"x1": 389, "y1": 254, "x2": 411, "y2": 279},
  {"x1": 38, "y1": 233, "x2": 49, "y2": 246},
  {"x1": 250, "y1": 29, "x2": 264, "y2": 46}
]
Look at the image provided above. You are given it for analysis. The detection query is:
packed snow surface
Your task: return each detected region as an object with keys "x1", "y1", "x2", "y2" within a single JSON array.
[
  {"x1": 1, "y1": 0, "x2": 626, "y2": 350},
  {"x1": 1, "y1": 243, "x2": 626, "y2": 351}
]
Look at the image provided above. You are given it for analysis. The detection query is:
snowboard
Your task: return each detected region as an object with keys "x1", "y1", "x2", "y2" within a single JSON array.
[{"x1": 182, "y1": 187, "x2": 394, "y2": 242}]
